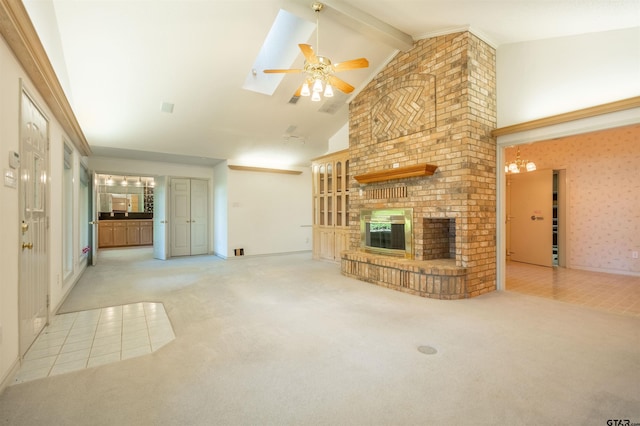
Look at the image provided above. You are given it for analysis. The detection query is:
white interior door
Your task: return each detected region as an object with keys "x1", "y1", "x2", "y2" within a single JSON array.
[
  {"x1": 153, "y1": 176, "x2": 169, "y2": 260},
  {"x1": 190, "y1": 179, "x2": 208, "y2": 255},
  {"x1": 91, "y1": 171, "x2": 98, "y2": 266},
  {"x1": 508, "y1": 169, "x2": 554, "y2": 267},
  {"x1": 19, "y1": 89, "x2": 49, "y2": 356},
  {"x1": 170, "y1": 178, "x2": 191, "y2": 256}
]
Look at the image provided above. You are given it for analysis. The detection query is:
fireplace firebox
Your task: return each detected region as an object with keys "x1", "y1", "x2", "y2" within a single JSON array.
[{"x1": 360, "y1": 208, "x2": 413, "y2": 258}]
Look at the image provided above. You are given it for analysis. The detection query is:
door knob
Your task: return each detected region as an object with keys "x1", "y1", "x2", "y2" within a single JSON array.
[
  {"x1": 191, "y1": 220, "x2": 195, "y2": 223},
  {"x1": 22, "y1": 242, "x2": 33, "y2": 250},
  {"x1": 90, "y1": 221, "x2": 98, "y2": 225},
  {"x1": 21, "y1": 221, "x2": 28, "y2": 233}
]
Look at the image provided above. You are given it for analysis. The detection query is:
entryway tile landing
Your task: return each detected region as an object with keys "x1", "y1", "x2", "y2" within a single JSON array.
[{"x1": 13, "y1": 302, "x2": 175, "y2": 384}]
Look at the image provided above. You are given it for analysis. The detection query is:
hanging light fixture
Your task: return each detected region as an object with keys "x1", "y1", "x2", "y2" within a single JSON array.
[
  {"x1": 301, "y1": 2, "x2": 333, "y2": 102},
  {"x1": 263, "y1": 2, "x2": 369, "y2": 101},
  {"x1": 135, "y1": 177, "x2": 142, "y2": 187},
  {"x1": 106, "y1": 175, "x2": 113, "y2": 185},
  {"x1": 505, "y1": 147, "x2": 536, "y2": 173},
  {"x1": 121, "y1": 176, "x2": 128, "y2": 186}
]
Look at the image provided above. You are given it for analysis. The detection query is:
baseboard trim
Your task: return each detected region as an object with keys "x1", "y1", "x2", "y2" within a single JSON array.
[
  {"x1": 220, "y1": 250, "x2": 312, "y2": 260},
  {"x1": 52, "y1": 262, "x2": 88, "y2": 315},
  {"x1": 0, "y1": 357, "x2": 20, "y2": 395},
  {"x1": 569, "y1": 265, "x2": 640, "y2": 278}
]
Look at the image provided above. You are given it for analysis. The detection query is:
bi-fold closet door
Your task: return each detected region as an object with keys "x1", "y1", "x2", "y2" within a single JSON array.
[{"x1": 170, "y1": 178, "x2": 208, "y2": 256}]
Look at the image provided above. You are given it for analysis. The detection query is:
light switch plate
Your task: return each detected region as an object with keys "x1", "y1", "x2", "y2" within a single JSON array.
[
  {"x1": 4, "y1": 169, "x2": 17, "y2": 188},
  {"x1": 9, "y1": 151, "x2": 20, "y2": 169}
]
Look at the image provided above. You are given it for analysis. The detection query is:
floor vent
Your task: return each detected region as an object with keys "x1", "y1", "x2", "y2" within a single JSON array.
[{"x1": 417, "y1": 345, "x2": 438, "y2": 355}]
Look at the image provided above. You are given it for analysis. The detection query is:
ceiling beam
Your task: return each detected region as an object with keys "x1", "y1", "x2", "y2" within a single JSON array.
[{"x1": 298, "y1": 0, "x2": 415, "y2": 52}]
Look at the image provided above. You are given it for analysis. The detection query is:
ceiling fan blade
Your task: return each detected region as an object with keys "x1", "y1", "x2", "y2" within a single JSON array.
[
  {"x1": 328, "y1": 75, "x2": 355, "y2": 94},
  {"x1": 333, "y1": 58, "x2": 369, "y2": 72},
  {"x1": 263, "y1": 69, "x2": 303, "y2": 74},
  {"x1": 299, "y1": 44, "x2": 319, "y2": 64}
]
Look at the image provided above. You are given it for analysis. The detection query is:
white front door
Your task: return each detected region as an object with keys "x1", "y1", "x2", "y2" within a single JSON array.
[
  {"x1": 508, "y1": 169, "x2": 554, "y2": 267},
  {"x1": 19, "y1": 89, "x2": 50, "y2": 356},
  {"x1": 91, "y1": 171, "x2": 99, "y2": 266},
  {"x1": 153, "y1": 176, "x2": 169, "y2": 260}
]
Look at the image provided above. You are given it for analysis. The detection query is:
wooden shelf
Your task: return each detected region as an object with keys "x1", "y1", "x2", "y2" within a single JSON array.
[
  {"x1": 354, "y1": 163, "x2": 437, "y2": 184},
  {"x1": 228, "y1": 165, "x2": 301, "y2": 175}
]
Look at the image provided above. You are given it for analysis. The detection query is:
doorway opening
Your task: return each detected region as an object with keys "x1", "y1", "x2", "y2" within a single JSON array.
[{"x1": 92, "y1": 174, "x2": 157, "y2": 265}]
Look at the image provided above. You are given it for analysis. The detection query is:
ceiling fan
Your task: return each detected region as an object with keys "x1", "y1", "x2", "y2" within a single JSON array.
[{"x1": 263, "y1": 2, "x2": 369, "y2": 101}]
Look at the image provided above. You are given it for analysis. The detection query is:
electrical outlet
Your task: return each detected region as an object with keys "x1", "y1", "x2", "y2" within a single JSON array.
[{"x1": 633, "y1": 251, "x2": 639, "y2": 259}]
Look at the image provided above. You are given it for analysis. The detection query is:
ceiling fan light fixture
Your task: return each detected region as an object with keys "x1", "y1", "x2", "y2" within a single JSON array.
[
  {"x1": 262, "y1": 2, "x2": 368, "y2": 102},
  {"x1": 324, "y1": 83, "x2": 333, "y2": 97},
  {"x1": 312, "y1": 78, "x2": 323, "y2": 92},
  {"x1": 301, "y1": 82, "x2": 311, "y2": 96}
]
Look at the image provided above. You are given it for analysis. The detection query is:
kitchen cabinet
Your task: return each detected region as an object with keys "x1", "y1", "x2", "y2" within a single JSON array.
[
  {"x1": 98, "y1": 220, "x2": 153, "y2": 248},
  {"x1": 126, "y1": 221, "x2": 141, "y2": 245},
  {"x1": 140, "y1": 221, "x2": 153, "y2": 245}
]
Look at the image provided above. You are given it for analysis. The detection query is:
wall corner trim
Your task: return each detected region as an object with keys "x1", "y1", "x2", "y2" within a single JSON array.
[{"x1": 492, "y1": 96, "x2": 640, "y2": 137}]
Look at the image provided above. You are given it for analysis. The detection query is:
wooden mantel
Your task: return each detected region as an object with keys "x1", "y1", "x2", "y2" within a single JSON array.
[{"x1": 354, "y1": 163, "x2": 438, "y2": 184}]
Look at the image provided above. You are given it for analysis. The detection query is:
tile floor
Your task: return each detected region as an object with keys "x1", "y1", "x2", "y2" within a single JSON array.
[
  {"x1": 13, "y1": 302, "x2": 175, "y2": 384},
  {"x1": 506, "y1": 261, "x2": 640, "y2": 317}
]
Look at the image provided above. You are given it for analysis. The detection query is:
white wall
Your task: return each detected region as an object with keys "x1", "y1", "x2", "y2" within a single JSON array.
[
  {"x1": 1, "y1": 35, "x2": 87, "y2": 390},
  {"x1": 497, "y1": 27, "x2": 640, "y2": 127},
  {"x1": 212, "y1": 162, "x2": 229, "y2": 258},
  {"x1": 224, "y1": 166, "x2": 312, "y2": 258},
  {"x1": 0, "y1": 35, "x2": 23, "y2": 391},
  {"x1": 23, "y1": 0, "x2": 73, "y2": 104},
  {"x1": 327, "y1": 122, "x2": 349, "y2": 154},
  {"x1": 88, "y1": 156, "x2": 215, "y2": 180}
]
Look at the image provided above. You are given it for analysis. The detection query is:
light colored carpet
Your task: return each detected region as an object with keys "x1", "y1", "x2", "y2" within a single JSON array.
[{"x1": 1, "y1": 248, "x2": 638, "y2": 425}]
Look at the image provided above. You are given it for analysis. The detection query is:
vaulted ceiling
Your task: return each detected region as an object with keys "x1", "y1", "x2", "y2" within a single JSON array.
[{"x1": 24, "y1": 0, "x2": 640, "y2": 167}]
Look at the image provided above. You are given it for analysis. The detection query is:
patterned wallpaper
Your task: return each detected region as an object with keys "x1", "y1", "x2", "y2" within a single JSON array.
[{"x1": 505, "y1": 124, "x2": 640, "y2": 274}]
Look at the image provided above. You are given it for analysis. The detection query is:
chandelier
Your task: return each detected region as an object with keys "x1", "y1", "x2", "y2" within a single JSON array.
[{"x1": 505, "y1": 147, "x2": 536, "y2": 173}]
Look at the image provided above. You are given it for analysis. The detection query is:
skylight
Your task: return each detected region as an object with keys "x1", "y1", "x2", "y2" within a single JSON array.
[{"x1": 242, "y1": 9, "x2": 315, "y2": 96}]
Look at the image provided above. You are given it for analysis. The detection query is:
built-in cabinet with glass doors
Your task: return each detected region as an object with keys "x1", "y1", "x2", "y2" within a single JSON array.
[{"x1": 312, "y1": 150, "x2": 350, "y2": 261}]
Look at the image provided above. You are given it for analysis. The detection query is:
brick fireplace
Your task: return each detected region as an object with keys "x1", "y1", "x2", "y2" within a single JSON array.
[{"x1": 341, "y1": 31, "x2": 497, "y2": 299}]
